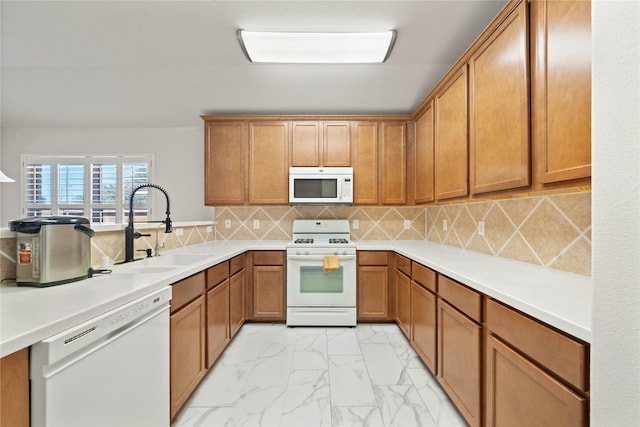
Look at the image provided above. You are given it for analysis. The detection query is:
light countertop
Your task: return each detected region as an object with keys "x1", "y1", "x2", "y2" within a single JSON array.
[{"x1": 0, "y1": 239, "x2": 591, "y2": 358}]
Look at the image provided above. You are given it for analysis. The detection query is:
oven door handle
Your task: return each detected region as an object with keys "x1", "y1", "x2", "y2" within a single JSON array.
[{"x1": 287, "y1": 255, "x2": 357, "y2": 262}]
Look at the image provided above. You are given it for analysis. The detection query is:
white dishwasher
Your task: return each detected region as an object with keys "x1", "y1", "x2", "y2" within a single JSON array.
[{"x1": 30, "y1": 286, "x2": 172, "y2": 427}]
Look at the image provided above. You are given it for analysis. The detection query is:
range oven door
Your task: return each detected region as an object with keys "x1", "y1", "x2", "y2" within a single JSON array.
[{"x1": 286, "y1": 254, "x2": 356, "y2": 307}]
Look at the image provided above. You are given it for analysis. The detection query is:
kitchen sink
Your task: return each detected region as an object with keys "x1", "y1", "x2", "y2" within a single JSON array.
[
  {"x1": 118, "y1": 265, "x2": 178, "y2": 274},
  {"x1": 141, "y1": 253, "x2": 211, "y2": 266}
]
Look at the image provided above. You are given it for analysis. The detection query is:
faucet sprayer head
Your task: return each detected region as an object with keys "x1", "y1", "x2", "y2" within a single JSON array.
[{"x1": 165, "y1": 216, "x2": 173, "y2": 233}]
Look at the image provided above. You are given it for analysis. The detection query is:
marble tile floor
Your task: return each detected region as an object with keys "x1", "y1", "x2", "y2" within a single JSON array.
[{"x1": 172, "y1": 323, "x2": 467, "y2": 427}]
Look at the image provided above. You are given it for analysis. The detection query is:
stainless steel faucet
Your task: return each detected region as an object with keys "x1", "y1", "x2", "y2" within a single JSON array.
[{"x1": 124, "y1": 184, "x2": 172, "y2": 263}]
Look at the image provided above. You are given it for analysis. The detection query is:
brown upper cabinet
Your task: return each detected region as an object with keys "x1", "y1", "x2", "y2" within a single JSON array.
[
  {"x1": 204, "y1": 121, "x2": 246, "y2": 205},
  {"x1": 323, "y1": 122, "x2": 352, "y2": 167},
  {"x1": 469, "y1": 0, "x2": 530, "y2": 195},
  {"x1": 352, "y1": 121, "x2": 379, "y2": 205},
  {"x1": 413, "y1": 101, "x2": 435, "y2": 204},
  {"x1": 248, "y1": 121, "x2": 290, "y2": 204},
  {"x1": 380, "y1": 122, "x2": 407, "y2": 205},
  {"x1": 434, "y1": 66, "x2": 469, "y2": 201},
  {"x1": 291, "y1": 121, "x2": 351, "y2": 167},
  {"x1": 531, "y1": 0, "x2": 592, "y2": 185}
]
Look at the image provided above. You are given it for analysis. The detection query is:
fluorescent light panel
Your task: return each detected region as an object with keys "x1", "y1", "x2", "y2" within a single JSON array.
[{"x1": 238, "y1": 30, "x2": 396, "y2": 63}]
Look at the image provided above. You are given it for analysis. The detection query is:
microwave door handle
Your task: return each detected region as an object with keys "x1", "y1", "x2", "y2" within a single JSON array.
[{"x1": 337, "y1": 179, "x2": 343, "y2": 201}]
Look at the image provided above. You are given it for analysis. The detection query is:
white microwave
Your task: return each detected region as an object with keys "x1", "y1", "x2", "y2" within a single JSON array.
[{"x1": 289, "y1": 167, "x2": 353, "y2": 205}]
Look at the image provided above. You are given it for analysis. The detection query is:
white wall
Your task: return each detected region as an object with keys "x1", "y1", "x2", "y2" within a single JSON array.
[
  {"x1": 0, "y1": 127, "x2": 213, "y2": 224},
  {"x1": 592, "y1": 1, "x2": 640, "y2": 426}
]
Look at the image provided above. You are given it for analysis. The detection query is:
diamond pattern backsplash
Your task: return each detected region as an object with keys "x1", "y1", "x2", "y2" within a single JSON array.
[
  {"x1": 426, "y1": 191, "x2": 591, "y2": 275},
  {"x1": 0, "y1": 191, "x2": 591, "y2": 280}
]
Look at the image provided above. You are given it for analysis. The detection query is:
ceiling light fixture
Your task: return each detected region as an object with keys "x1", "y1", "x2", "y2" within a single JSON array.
[{"x1": 237, "y1": 30, "x2": 396, "y2": 64}]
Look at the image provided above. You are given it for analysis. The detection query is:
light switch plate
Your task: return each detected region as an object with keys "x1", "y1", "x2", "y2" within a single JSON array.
[
  {"x1": 442, "y1": 219, "x2": 448, "y2": 231},
  {"x1": 175, "y1": 228, "x2": 184, "y2": 236},
  {"x1": 225, "y1": 219, "x2": 231, "y2": 228},
  {"x1": 206, "y1": 226, "x2": 212, "y2": 233},
  {"x1": 404, "y1": 219, "x2": 411, "y2": 229},
  {"x1": 253, "y1": 219, "x2": 260, "y2": 229},
  {"x1": 477, "y1": 221, "x2": 485, "y2": 236},
  {"x1": 352, "y1": 219, "x2": 359, "y2": 229}
]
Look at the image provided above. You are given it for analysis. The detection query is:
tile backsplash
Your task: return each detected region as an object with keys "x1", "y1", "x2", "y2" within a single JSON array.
[
  {"x1": 425, "y1": 191, "x2": 591, "y2": 276},
  {"x1": 0, "y1": 190, "x2": 591, "y2": 281}
]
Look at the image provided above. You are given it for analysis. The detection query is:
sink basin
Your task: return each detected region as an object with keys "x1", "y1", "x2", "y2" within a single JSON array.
[{"x1": 142, "y1": 253, "x2": 211, "y2": 266}]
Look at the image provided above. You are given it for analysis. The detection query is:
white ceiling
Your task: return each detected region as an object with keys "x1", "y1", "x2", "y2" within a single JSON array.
[{"x1": 1, "y1": 0, "x2": 506, "y2": 128}]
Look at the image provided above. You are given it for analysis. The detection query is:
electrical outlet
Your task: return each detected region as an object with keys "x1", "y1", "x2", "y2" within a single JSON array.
[
  {"x1": 253, "y1": 219, "x2": 260, "y2": 229},
  {"x1": 404, "y1": 219, "x2": 411, "y2": 229},
  {"x1": 477, "y1": 221, "x2": 485, "y2": 236},
  {"x1": 175, "y1": 228, "x2": 184, "y2": 236},
  {"x1": 352, "y1": 219, "x2": 359, "y2": 229},
  {"x1": 225, "y1": 219, "x2": 231, "y2": 228},
  {"x1": 442, "y1": 219, "x2": 448, "y2": 231},
  {"x1": 206, "y1": 226, "x2": 212, "y2": 233}
]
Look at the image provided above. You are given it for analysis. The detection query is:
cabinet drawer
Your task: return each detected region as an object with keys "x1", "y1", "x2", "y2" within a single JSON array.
[
  {"x1": 358, "y1": 251, "x2": 388, "y2": 266},
  {"x1": 486, "y1": 299, "x2": 589, "y2": 392},
  {"x1": 171, "y1": 272, "x2": 206, "y2": 313},
  {"x1": 438, "y1": 275, "x2": 482, "y2": 322},
  {"x1": 412, "y1": 262, "x2": 436, "y2": 293},
  {"x1": 253, "y1": 251, "x2": 284, "y2": 265},
  {"x1": 207, "y1": 261, "x2": 229, "y2": 290},
  {"x1": 230, "y1": 253, "x2": 245, "y2": 275},
  {"x1": 395, "y1": 253, "x2": 411, "y2": 276}
]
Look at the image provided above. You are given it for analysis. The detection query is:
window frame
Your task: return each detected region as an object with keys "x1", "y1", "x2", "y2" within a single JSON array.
[{"x1": 21, "y1": 154, "x2": 155, "y2": 224}]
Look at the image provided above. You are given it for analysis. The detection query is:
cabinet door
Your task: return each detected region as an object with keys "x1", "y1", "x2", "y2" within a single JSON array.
[
  {"x1": 292, "y1": 121, "x2": 320, "y2": 166},
  {"x1": 204, "y1": 121, "x2": 246, "y2": 205},
  {"x1": 532, "y1": 0, "x2": 591, "y2": 183},
  {"x1": 253, "y1": 265, "x2": 285, "y2": 320},
  {"x1": 206, "y1": 279, "x2": 229, "y2": 368},
  {"x1": 469, "y1": 0, "x2": 530, "y2": 194},
  {"x1": 414, "y1": 102, "x2": 435, "y2": 204},
  {"x1": 381, "y1": 121, "x2": 407, "y2": 205},
  {"x1": 249, "y1": 121, "x2": 290, "y2": 204},
  {"x1": 437, "y1": 299, "x2": 482, "y2": 427},
  {"x1": 358, "y1": 265, "x2": 389, "y2": 320},
  {"x1": 435, "y1": 66, "x2": 469, "y2": 200},
  {"x1": 352, "y1": 121, "x2": 379, "y2": 204},
  {"x1": 485, "y1": 334, "x2": 587, "y2": 427},
  {"x1": 411, "y1": 282, "x2": 437, "y2": 374},
  {"x1": 229, "y1": 269, "x2": 245, "y2": 338},
  {"x1": 170, "y1": 295, "x2": 206, "y2": 419},
  {"x1": 323, "y1": 121, "x2": 351, "y2": 167},
  {"x1": 0, "y1": 348, "x2": 29, "y2": 427},
  {"x1": 395, "y1": 270, "x2": 411, "y2": 338}
]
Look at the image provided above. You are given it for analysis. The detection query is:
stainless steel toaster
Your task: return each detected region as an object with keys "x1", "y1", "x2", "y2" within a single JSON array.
[{"x1": 9, "y1": 216, "x2": 95, "y2": 287}]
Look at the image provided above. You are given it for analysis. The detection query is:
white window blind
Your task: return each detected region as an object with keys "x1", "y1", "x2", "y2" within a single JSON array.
[{"x1": 22, "y1": 155, "x2": 154, "y2": 224}]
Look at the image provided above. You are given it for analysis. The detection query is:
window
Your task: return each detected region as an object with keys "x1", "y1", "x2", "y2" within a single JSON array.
[{"x1": 22, "y1": 155, "x2": 154, "y2": 224}]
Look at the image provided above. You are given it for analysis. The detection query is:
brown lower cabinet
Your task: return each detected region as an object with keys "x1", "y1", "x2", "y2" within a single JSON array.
[
  {"x1": 485, "y1": 299, "x2": 589, "y2": 427},
  {"x1": 230, "y1": 254, "x2": 246, "y2": 337},
  {"x1": 395, "y1": 254, "x2": 412, "y2": 338},
  {"x1": 206, "y1": 278, "x2": 229, "y2": 368},
  {"x1": 410, "y1": 262, "x2": 437, "y2": 374},
  {"x1": 357, "y1": 251, "x2": 391, "y2": 321},
  {"x1": 171, "y1": 254, "x2": 246, "y2": 420},
  {"x1": 437, "y1": 275, "x2": 483, "y2": 427},
  {"x1": 251, "y1": 251, "x2": 286, "y2": 321},
  {"x1": 0, "y1": 348, "x2": 29, "y2": 427},
  {"x1": 170, "y1": 272, "x2": 207, "y2": 419}
]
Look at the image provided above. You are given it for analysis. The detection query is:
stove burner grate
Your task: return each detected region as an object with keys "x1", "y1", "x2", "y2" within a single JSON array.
[
  {"x1": 329, "y1": 238, "x2": 349, "y2": 244},
  {"x1": 294, "y1": 238, "x2": 314, "y2": 244}
]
